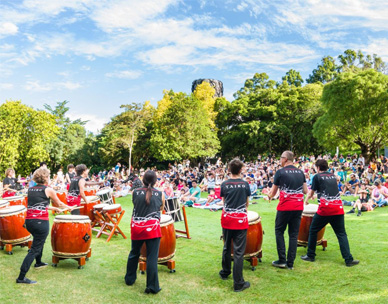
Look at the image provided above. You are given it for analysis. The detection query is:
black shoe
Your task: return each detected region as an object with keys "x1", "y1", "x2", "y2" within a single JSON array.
[
  {"x1": 219, "y1": 273, "x2": 229, "y2": 280},
  {"x1": 272, "y1": 260, "x2": 287, "y2": 268},
  {"x1": 357, "y1": 211, "x2": 362, "y2": 216},
  {"x1": 34, "y1": 262, "x2": 48, "y2": 269},
  {"x1": 16, "y1": 277, "x2": 37, "y2": 284},
  {"x1": 234, "y1": 281, "x2": 250, "y2": 292},
  {"x1": 347, "y1": 209, "x2": 355, "y2": 214},
  {"x1": 287, "y1": 265, "x2": 294, "y2": 270},
  {"x1": 346, "y1": 260, "x2": 359, "y2": 267},
  {"x1": 301, "y1": 255, "x2": 315, "y2": 262},
  {"x1": 145, "y1": 287, "x2": 162, "y2": 294}
]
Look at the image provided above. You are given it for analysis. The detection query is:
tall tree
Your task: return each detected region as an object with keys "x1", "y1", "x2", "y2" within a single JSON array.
[
  {"x1": 313, "y1": 69, "x2": 388, "y2": 162},
  {"x1": 0, "y1": 101, "x2": 58, "y2": 176},
  {"x1": 282, "y1": 69, "x2": 304, "y2": 87},
  {"x1": 306, "y1": 56, "x2": 338, "y2": 84}
]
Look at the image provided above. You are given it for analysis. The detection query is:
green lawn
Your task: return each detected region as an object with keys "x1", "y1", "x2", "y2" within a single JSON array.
[{"x1": 1, "y1": 194, "x2": 387, "y2": 304}]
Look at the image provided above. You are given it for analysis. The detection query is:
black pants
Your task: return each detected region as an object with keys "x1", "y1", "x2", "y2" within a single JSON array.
[
  {"x1": 275, "y1": 210, "x2": 302, "y2": 267},
  {"x1": 220, "y1": 228, "x2": 247, "y2": 288},
  {"x1": 125, "y1": 238, "x2": 160, "y2": 292},
  {"x1": 19, "y1": 219, "x2": 50, "y2": 278},
  {"x1": 307, "y1": 214, "x2": 354, "y2": 263}
]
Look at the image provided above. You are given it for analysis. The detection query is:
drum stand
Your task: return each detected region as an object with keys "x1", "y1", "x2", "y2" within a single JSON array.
[
  {"x1": 95, "y1": 210, "x2": 127, "y2": 242},
  {"x1": 0, "y1": 239, "x2": 32, "y2": 255},
  {"x1": 52, "y1": 249, "x2": 92, "y2": 269},
  {"x1": 175, "y1": 205, "x2": 191, "y2": 239},
  {"x1": 298, "y1": 239, "x2": 327, "y2": 251},
  {"x1": 139, "y1": 259, "x2": 176, "y2": 274},
  {"x1": 245, "y1": 252, "x2": 263, "y2": 271}
]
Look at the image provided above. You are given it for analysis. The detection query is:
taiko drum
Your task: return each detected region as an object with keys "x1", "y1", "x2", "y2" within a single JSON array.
[
  {"x1": 51, "y1": 215, "x2": 92, "y2": 258},
  {"x1": 0, "y1": 200, "x2": 10, "y2": 209},
  {"x1": 84, "y1": 188, "x2": 97, "y2": 196},
  {"x1": 140, "y1": 214, "x2": 176, "y2": 263},
  {"x1": 298, "y1": 204, "x2": 326, "y2": 245},
  {"x1": 80, "y1": 196, "x2": 100, "y2": 221},
  {"x1": 2, "y1": 195, "x2": 27, "y2": 208},
  {"x1": 0, "y1": 205, "x2": 31, "y2": 245}
]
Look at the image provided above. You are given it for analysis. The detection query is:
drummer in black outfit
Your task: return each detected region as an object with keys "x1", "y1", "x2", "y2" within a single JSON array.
[
  {"x1": 65, "y1": 164, "x2": 75, "y2": 186},
  {"x1": 125, "y1": 170, "x2": 165, "y2": 294},
  {"x1": 268, "y1": 151, "x2": 308, "y2": 269},
  {"x1": 219, "y1": 158, "x2": 251, "y2": 292},
  {"x1": 2, "y1": 168, "x2": 20, "y2": 198},
  {"x1": 16, "y1": 168, "x2": 72, "y2": 284},
  {"x1": 302, "y1": 159, "x2": 359, "y2": 266}
]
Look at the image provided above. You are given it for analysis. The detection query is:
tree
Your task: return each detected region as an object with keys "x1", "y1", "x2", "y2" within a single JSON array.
[
  {"x1": 100, "y1": 102, "x2": 153, "y2": 173},
  {"x1": 151, "y1": 92, "x2": 220, "y2": 161},
  {"x1": 234, "y1": 73, "x2": 277, "y2": 99},
  {"x1": 306, "y1": 56, "x2": 338, "y2": 84},
  {"x1": 313, "y1": 69, "x2": 388, "y2": 162},
  {"x1": 0, "y1": 101, "x2": 58, "y2": 176},
  {"x1": 282, "y1": 69, "x2": 304, "y2": 87}
]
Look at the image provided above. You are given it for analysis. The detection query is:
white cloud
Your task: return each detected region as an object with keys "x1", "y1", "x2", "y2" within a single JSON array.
[
  {"x1": 105, "y1": 70, "x2": 143, "y2": 79},
  {"x1": 24, "y1": 80, "x2": 82, "y2": 92},
  {"x1": 0, "y1": 83, "x2": 14, "y2": 90},
  {"x1": 0, "y1": 22, "x2": 18, "y2": 37},
  {"x1": 67, "y1": 111, "x2": 109, "y2": 133}
]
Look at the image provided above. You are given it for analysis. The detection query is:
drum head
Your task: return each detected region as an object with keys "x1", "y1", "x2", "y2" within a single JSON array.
[
  {"x1": 93, "y1": 203, "x2": 109, "y2": 209},
  {"x1": 0, "y1": 200, "x2": 10, "y2": 207},
  {"x1": 2, "y1": 195, "x2": 24, "y2": 201},
  {"x1": 54, "y1": 215, "x2": 90, "y2": 223},
  {"x1": 103, "y1": 204, "x2": 121, "y2": 210},
  {"x1": 303, "y1": 204, "x2": 318, "y2": 214},
  {"x1": 248, "y1": 211, "x2": 259, "y2": 222},
  {"x1": 0, "y1": 205, "x2": 26, "y2": 216},
  {"x1": 160, "y1": 214, "x2": 173, "y2": 225},
  {"x1": 81, "y1": 196, "x2": 99, "y2": 203},
  {"x1": 96, "y1": 188, "x2": 111, "y2": 196}
]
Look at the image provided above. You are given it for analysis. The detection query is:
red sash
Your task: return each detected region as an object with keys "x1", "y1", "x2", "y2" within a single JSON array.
[
  {"x1": 221, "y1": 210, "x2": 248, "y2": 230},
  {"x1": 66, "y1": 195, "x2": 81, "y2": 207},
  {"x1": 317, "y1": 198, "x2": 344, "y2": 216},
  {"x1": 131, "y1": 218, "x2": 162, "y2": 240},
  {"x1": 26, "y1": 209, "x2": 49, "y2": 220},
  {"x1": 2, "y1": 191, "x2": 15, "y2": 198},
  {"x1": 277, "y1": 192, "x2": 304, "y2": 211}
]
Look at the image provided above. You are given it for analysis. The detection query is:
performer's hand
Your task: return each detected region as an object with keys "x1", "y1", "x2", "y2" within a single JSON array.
[{"x1": 304, "y1": 199, "x2": 309, "y2": 205}]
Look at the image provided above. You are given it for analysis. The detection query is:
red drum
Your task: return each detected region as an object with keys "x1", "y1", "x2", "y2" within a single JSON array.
[
  {"x1": 102, "y1": 204, "x2": 122, "y2": 215},
  {"x1": 2, "y1": 195, "x2": 27, "y2": 208},
  {"x1": 84, "y1": 188, "x2": 97, "y2": 197},
  {"x1": 51, "y1": 215, "x2": 92, "y2": 258},
  {"x1": 55, "y1": 191, "x2": 67, "y2": 205},
  {"x1": 298, "y1": 204, "x2": 326, "y2": 245},
  {"x1": 80, "y1": 196, "x2": 100, "y2": 221},
  {"x1": 230, "y1": 211, "x2": 263, "y2": 258},
  {"x1": 0, "y1": 200, "x2": 10, "y2": 209},
  {"x1": 140, "y1": 214, "x2": 176, "y2": 263},
  {"x1": 96, "y1": 188, "x2": 114, "y2": 205},
  {"x1": 0, "y1": 206, "x2": 31, "y2": 245}
]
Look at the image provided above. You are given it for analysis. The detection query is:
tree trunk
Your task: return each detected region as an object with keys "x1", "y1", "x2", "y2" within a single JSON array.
[
  {"x1": 128, "y1": 134, "x2": 134, "y2": 174},
  {"x1": 358, "y1": 142, "x2": 377, "y2": 164}
]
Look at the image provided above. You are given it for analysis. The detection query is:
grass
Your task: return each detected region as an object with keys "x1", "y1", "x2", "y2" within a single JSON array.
[{"x1": 1, "y1": 193, "x2": 387, "y2": 304}]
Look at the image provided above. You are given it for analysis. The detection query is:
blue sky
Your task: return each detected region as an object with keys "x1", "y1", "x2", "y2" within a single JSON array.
[{"x1": 1, "y1": 0, "x2": 388, "y2": 132}]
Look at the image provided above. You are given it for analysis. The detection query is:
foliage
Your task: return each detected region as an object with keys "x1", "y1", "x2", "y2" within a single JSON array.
[
  {"x1": 151, "y1": 91, "x2": 220, "y2": 161},
  {"x1": 0, "y1": 101, "x2": 58, "y2": 177},
  {"x1": 193, "y1": 81, "x2": 217, "y2": 127},
  {"x1": 282, "y1": 69, "x2": 304, "y2": 87},
  {"x1": 306, "y1": 56, "x2": 338, "y2": 84},
  {"x1": 44, "y1": 100, "x2": 88, "y2": 170},
  {"x1": 313, "y1": 69, "x2": 388, "y2": 162}
]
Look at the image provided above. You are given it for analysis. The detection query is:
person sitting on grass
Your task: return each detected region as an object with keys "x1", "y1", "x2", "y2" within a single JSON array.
[
  {"x1": 343, "y1": 174, "x2": 360, "y2": 195},
  {"x1": 347, "y1": 183, "x2": 374, "y2": 216},
  {"x1": 337, "y1": 177, "x2": 344, "y2": 195},
  {"x1": 371, "y1": 179, "x2": 388, "y2": 207},
  {"x1": 181, "y1": 180, "x2": 201, "y2": 206}
]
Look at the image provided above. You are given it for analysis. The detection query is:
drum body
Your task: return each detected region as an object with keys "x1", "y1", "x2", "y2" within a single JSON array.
[
  {"x1": 2, "y1": 195, "x2": 27, "y2": 208},
  {"x1": 103, "y1": 204, "x2": 122, "y2": 215},
  {"x1": 164, "y1": 198, "x2": 183, "y2": 222},
  {"x1": 96, "y1": 189, "x2": 114, "y2": 205},
  {"x1": 55, "y1": 191, "x2": 67, "y2": 205},
  {"x1": 0, "y1": 200, "x2": 10, "y2": 209},
  {"x1": 84, "y1": 188, "x2": 97, "y2": 196},
  {"x1": 51, "y1": 215, "x2": 92, "y2": 258},
  {"x1": 140, "y1": 214, "x2": 176, "y2": 263},
  {"x1": 298, "y1": 204, "x2": 326, "y2": 245},
  {"x1": 80, "y1": 196, "x2": 100, "y2": 221},
  {"x1": 0, "y1": 206, "x2": 31, "y2": 244},
  {"x1": 230, "y1": 211, "x2": 263, "y2": 258}
]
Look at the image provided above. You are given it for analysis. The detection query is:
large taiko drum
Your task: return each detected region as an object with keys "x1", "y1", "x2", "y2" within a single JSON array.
[
  {"x1": 298, "y1": 204, "x2": 326, "y2": 245},
  {"x1": 55, "y1": 191, "x2": 67, "y2": 205},
  {"x1": 0, "y1": 200, "x2": 10, "y2": 209},
  {"x1": 103, "y1": 204, "x2": 122, "y2": 215},
  {"x1": 0, "y1": 205, "x2": 31, "y2": 245},
  {"x1": 2, "y1": 195, "x2": 27, "y2": 208},
  {"x1": 140, "y1": 214, "x2": 176, "y2": 263},
  {"x1": 84, "y1": 188, "x2": 97, "y2": 197},
  {"x1": 51, "y1": 215, "x2": 92, "y2": 258},
  {"x1": 80, "y1": 196, "x2": 100, "y2": 221},
  {"x1": 96, "y1": 188, "x2": 114, "y2": 205}
]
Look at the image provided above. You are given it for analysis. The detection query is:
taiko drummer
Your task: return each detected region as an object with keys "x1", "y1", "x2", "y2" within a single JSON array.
[
  {"x1": 16, "y1": 168, "x2": 73, "y2": 284},
  {"x1": 302, "y1": 159, "x2": 359, "y2": 267},
  {"x1": 125, "y1": 170, "x2": 165, "y2": 294}
]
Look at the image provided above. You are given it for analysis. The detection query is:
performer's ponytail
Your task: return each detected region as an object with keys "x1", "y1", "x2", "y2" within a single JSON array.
[{"x1": 143, "y1": 170, "x2": 157, "y2": 205}]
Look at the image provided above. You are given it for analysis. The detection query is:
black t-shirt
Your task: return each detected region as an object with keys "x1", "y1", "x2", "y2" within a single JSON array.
[
  {"x1": 311, "y1": 172, "x2": 339, "y2": 199},
  {"x1": 68, "y1": 176, "x2": 83, "y2": 197},
  {"x1": 132, "y1": 187, "x2": 162, "y2": 220},
  {"x1": 3, "y1": 177, "x2": 17, "y2": 190},
  {"x1": 220, "y1": 179, "x2": 250, "y2": 211},
  {"x1": 26, "y1": 185, "x2": 50, "y2": 220}
]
